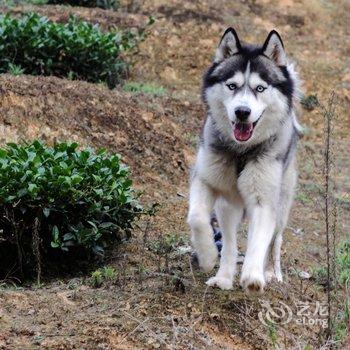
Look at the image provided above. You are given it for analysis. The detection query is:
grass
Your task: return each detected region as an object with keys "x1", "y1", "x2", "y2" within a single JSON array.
[
  {"x1": 184, "y1": 132, "x2": 199, "y2": 148},
  {"x1": 334, "y1": 299, "x2": 350, "y2": 343},
  {"x1": 312, "y1": 265, "x2": 328, "y2": 287},
  {"x1": 336, "y1": 239, "x2": 350, "y2": 286},
  {"x1": 295, "y1": 190, "x2": 312, "y2": 204},
  {"x1": 313, "y1": 239, "x2": 350, "y2": 288},
  {"x1": 123, "y1": 82, "x2": 167, "y2": 96},
  {"x1": 89, "y1": 266, "x2": 118, "y2": 287},
  {"x1": 7, "y1": 63, "x2": 25, "y2": 76},
  {"x1": 301, "y1": 94, "x2": 319, "y2": 111}
]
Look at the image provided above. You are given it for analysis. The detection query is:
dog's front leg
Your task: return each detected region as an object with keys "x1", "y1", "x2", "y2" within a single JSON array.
[
  {"x1": 206, "y1": 196, "x2": 243, "y2": 290},
  {"x1": 240, "y1": 205, "x2": 276, "y2": 293},
  {"x1": 238, "y1": 160, "x2": 282, "y2": 294},
  {"x1": 187, "y1": 176, "x2": 218, "y2": 273}
]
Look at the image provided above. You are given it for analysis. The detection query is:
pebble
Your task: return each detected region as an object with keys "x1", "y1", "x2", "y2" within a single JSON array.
[{"x1": 298, "y1": 271, "x2": 311, "y2": 279}]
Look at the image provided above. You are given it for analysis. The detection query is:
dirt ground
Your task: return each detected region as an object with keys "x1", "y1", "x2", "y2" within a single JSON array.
[{"x1": 0, "y1": 0, "x2": 349, "y2": 349}]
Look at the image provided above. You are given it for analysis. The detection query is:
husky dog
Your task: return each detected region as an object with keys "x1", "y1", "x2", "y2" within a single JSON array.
[{"x1": 187, "y1": 28, "x2": 301, "y2": 293}]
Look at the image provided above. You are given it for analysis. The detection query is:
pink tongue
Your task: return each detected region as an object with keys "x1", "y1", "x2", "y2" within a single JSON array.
[{"x1": 233, "y1": 122, "x2": 253, "y2": 141}]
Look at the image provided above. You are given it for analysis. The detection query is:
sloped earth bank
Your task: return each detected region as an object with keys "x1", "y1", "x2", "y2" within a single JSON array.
[
  {"x1": 0, "y1": 4, "x2": 149, "y2": 31},
  {"x1": 0, "y1": 0, "x2": 349, "y2": 349}
]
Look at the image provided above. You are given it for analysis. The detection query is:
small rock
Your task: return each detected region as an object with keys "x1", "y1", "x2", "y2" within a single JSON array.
[
  {"x1": 177, "y1": 245, "x2": 192, "y2": 255},
  {"x1": 147, "y1": 338, "x2": 154, "y2": 345},
  {"x1": 176, "y1": 192, "x2": 186, "y2": 198},
  {"x1": 298, "y1": 271, "x2": 311, "y2": 279}
]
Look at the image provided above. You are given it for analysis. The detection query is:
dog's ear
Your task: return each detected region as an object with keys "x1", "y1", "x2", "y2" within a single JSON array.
[
  {"x1": 262, "y1": 30, "x2": 287, "y2": 66},
  {"x1": 215, "y1": 27, "x2": 241, "y2": 62}
]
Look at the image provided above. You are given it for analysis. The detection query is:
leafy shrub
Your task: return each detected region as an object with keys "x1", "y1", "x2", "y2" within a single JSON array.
[
  {"x1": 89, "y1": 266, "x2": 117, "y2": 287},
  {"x1": 0, "y1": 13, "x2": 138, "y2": 87},
  {"x1": 47, "y1": 0, "x2": 119, "y2": 10},
  {"x1": 301, "y1": 94, "x2": 319, "y2": 111},
  {"x1": 0, "y1": 140, "x2": 142, "y2": 279}
]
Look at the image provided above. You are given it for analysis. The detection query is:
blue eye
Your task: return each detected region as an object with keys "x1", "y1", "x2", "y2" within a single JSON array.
[
  {"x1": 227, "y1": 83, "x2": 237, "y2": 90},
  {"x1": 256, "y1": 85, "x2": 266, "y2": 93}
]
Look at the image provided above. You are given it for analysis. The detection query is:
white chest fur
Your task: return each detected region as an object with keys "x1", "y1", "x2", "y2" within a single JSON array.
[{"x1": 195, "y1": 147, "x2": 239, "y2": 196}]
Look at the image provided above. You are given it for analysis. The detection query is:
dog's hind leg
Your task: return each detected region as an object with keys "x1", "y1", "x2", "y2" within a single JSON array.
[
  {"x1": 267, "y1": 161, "x2": 297, "y2": 283},
  {"x1": 270, "y1": 196, "x2": 294, "y2": 282},
  {"x1": 206, "y1": 196, "x2": 244, "y2": 290},
  {"x1": 272, "y1": 232, "x2": 283, "y2": 282},
  {"x1": 187, "y1": 176, "x2": 218, "y2": 273},
  {"x1": 265, "y1": 231, "x2": 283, "y2": 283}
]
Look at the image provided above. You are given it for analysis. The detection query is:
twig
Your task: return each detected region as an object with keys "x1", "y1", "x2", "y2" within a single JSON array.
[
  {"x1": 170, "y1": 315, "x2": 178, "y2": 349},
  {"x1": 32, "y1": 215, "x2": 42, "y2": 285},
  {"x1": 188, "y1": 254, "x2": 197, "y2": 286},
  {"x1": 122, "y1": 311, "x2": 171, "y2": 348},
  {"x1": 119, "y1": 316, "x2": 150, "y2": 344},
  {"x1": 322, "y1": 91, "x2": 336, "y2": 342}
]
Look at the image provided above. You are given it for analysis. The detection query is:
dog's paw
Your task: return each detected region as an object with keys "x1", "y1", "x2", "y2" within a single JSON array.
[
  {"x1": 197, "y1": 245, "x2": 218, "y2": 273},
  {"x1": 206, "y1": 276, "x2": 233, "y2": 290},
  {"x1": 240, "y1": 269, "x2": 265, "y2": 294},
  {"x1": 275, "y1": 271, "x2": 283, "y2": 283},
  {"x1": 265, "y1": 268, "x2": 283, "y2": 283},
  {"x1": 265, "y1": 269, "x2": 274, "y2": 283}
]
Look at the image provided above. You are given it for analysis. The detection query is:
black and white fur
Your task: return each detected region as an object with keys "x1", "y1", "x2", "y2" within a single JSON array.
[{"x1": 187, "y1": 28, "x2": 301, "y2": 293}]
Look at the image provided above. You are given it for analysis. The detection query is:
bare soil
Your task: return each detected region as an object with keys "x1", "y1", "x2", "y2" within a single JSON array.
[{"x1": 0, "y1": 0, "x2": 349, "y2": 349}]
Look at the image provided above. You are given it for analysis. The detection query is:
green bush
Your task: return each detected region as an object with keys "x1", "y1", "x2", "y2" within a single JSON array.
[
  {"x1": 47, "y1": 0, "x2": 119, "y2": 10},
  {"x1": 0, "y1": 140, "x2": 142, "y2": 279},
  {"x1": 0, "y1": 13, "x2": 137, "y2": 87}
]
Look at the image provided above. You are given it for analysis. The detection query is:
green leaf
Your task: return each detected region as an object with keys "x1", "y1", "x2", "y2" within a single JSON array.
[
  {"x1": 52, "y1": 225, "x2": 59, "y2": 240},
  {"x1": 99, "y1": 222, "x2": 114, "y2": 229},
  {"x1": 28, "y1": 183, "x2": 38, "y2": 193},
  {"x1": 51, "y1": 241, "x2": 60, "y2": 248},
  {"x1": 71, "y1": 174, "x2": 83, "y2": 185},
  {"x1": 43, "y1": 207, "x2": 50, "y2": 217},
  {"x1": 0, "y1": 149, "x2": 7, "y2": 158},
  {"x1": 63, "y1": 233, "x2": 75, "y2": 241}
]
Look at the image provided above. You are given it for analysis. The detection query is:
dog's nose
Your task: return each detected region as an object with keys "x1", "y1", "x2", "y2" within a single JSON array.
[{"x1": 235, "y1": 106, "x2": 251, "y2": 121}]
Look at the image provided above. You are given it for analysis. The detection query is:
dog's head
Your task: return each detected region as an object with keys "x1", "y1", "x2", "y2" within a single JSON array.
[{"x1": 203, "y1": 28, "x2": 299, "y2": 145}]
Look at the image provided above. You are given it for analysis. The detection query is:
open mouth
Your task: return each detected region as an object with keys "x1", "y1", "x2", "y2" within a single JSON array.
[{"x1": 232, "y1": 115, "x2": 262, "y2": 142}]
